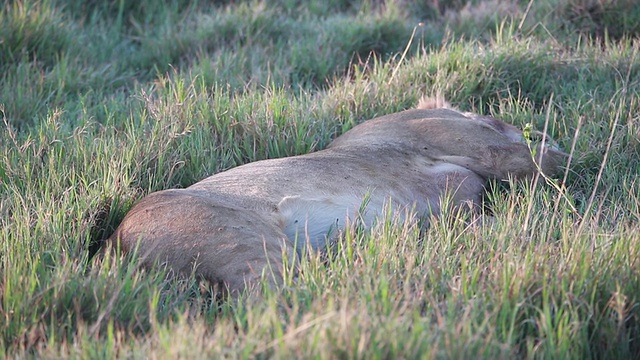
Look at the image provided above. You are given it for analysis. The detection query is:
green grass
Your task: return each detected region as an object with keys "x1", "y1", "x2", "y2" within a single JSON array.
[{"x1": 2, "y1": 0, "x2": 640, "y2": 358}]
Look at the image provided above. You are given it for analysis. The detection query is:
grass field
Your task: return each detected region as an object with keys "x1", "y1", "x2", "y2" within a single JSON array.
[{"x1": 2, "y1": 0, "x2": 640, "y2": 358}]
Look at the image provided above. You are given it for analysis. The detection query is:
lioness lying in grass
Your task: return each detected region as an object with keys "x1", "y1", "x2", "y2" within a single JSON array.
[{"x1": 108, "y1": 97, "x2": 567, "y2": 294}]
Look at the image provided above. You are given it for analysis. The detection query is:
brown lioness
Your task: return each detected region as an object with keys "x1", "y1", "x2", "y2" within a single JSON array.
[{"x1": 108, "y1": 97, "x2": 567, "y2": 294}]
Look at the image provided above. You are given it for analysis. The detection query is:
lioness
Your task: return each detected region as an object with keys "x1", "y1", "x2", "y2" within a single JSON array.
[{"x1": 108, "y1": 97, "x2": 567, "y2": 294}]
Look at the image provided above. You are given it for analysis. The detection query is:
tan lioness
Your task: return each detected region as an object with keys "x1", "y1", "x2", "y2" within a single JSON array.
[{"x1": 108, "y1": 97, "x2": 567, "y2": 294}]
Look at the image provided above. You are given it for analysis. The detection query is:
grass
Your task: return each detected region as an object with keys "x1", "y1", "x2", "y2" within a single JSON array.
[{"x1": 1, "y1": 0, "x2": 640, "y2": 358}]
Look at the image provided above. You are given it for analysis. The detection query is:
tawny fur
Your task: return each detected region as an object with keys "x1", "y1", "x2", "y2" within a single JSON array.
[
  {"x1": 416, "y1": 95, "x2": 453, "y2": 110},
  {"x1": 108, "y1": 97, "x2": 568, "y2": 295}
]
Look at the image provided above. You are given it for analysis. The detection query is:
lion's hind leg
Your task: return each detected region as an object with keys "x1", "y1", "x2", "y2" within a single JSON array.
[{"x1": 109, "y1": 189, "x2": 295, "y2": 295}]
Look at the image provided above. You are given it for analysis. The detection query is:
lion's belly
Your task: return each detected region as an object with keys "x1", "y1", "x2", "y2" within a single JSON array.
[
  {"x1": 188, "y1": 155, "x2": 485, "y2": 253},
  {"x1": 277, "y1": 192, "x2": 386, "y2": 253},
  {"x1": 275, "y1": 162, "x2": 485, "y2": 254}
]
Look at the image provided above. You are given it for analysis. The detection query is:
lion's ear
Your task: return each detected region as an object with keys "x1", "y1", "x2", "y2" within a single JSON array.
[
  {"x1": 487, "y1": 143, "x2": 531, "y2": 158},
  {"x1": 435, "y1": 142, "x2": 532, "y2": 179},
  {"x1": 490, "y1": 143, "x2": 569, "y2": 178},
  {"x1": 486, "y1": 143, "x2": 539, "y2": 178},
  {"x1": 435, "y1": 155, "x2": 496, "y2": 179}
]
